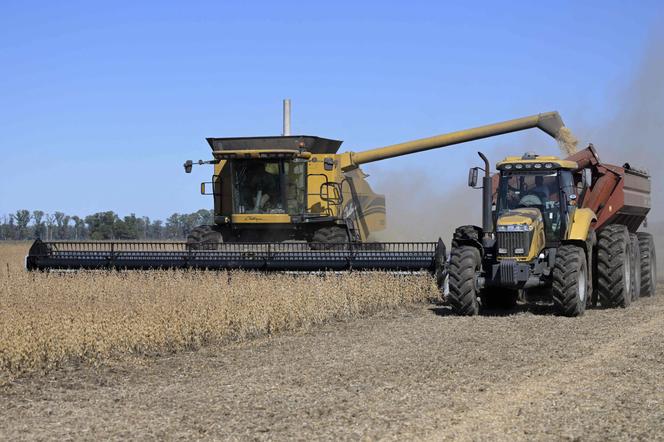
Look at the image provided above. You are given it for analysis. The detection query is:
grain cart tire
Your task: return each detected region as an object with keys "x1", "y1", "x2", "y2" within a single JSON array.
[
  {"x1": 630, "y1": 233, "x2": 641, "y2": 301},
  {"x1": 187, "y1": 225, "x2": 224, "y2": 250},
  {"x1": 552, "y1": 244, "x2": 588, "y2": 317},
  {"x1": 310, "y1": 226, "x2": 350, "y2": 250},
  {"x1": 596, "y1": 225, "x2": 632, "y2": 308},
  {"x1": 637, "y1": 232, "x2": 657, "y2": 297},
  {"x1": 448, "y1": 246, "x2": 481, "y2": 316}
]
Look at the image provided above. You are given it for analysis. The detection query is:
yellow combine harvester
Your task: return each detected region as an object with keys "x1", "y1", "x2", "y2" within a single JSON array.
[
  {"x1": 27, "y1": 110, "x2": 590, "y2": 274},
  {"x1": 184, "y1": 110, "x2": 568, "y2": 249}
]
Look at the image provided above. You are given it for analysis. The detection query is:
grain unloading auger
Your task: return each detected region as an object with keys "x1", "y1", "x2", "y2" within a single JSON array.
[{"x1": 26, "y1": 112, "x2": 570, "y2": 273}]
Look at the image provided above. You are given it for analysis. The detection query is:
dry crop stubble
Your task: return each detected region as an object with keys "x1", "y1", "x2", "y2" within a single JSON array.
[{"x1": 0, "y1": 243, "x2": 438, "y2": 382}]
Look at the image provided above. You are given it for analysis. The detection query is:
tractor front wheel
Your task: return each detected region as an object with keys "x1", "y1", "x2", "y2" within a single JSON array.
[
  {"x1": 447, "y1": 246, "x2": 481, "y2": 316},
  {"x1": 552, "y1": 244, "x2": 588, "y2": 317}
]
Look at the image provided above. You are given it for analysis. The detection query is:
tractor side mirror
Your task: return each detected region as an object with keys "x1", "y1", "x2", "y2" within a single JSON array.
[
  {"x1": 468, "y1": 167, "x2": 479, "y2": 188},
  {"x1": 184, "y1": 160, "x2": 193, "y2": 173}
]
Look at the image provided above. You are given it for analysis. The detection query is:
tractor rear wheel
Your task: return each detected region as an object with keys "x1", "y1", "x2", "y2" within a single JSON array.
[
  {"x1": 637, "y1": 232, "x2": 657, "y2": 296},
  {"x1": 447, "y1": 246, "x2": 481, "y2": 315},
  {"x1": 552, "y1": 244, "x2": 588, "y2": 316},
  {"x1": 310, "y1": 226, "x2": 350, "y2": 250},
  {"x1": 630, "y1": 233, "x2": 641, "y2": 301},
  {"x1": 596, "y1": 225, "x2": 632, "y2": 308},
  {"x1": 186, "y1": 225, "x2": 224, "y2": 250}
]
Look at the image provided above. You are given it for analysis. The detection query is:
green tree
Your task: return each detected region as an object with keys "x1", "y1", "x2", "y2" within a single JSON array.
[{"x1": 14, "y1": 210, "x2": 31, "y2": 240}]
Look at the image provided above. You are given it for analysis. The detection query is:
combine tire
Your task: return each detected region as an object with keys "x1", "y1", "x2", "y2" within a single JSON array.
[
  {"x1": 596, "y1": 225, "x2": 632, "y2": 308},
  {"x1": 552, "y1": 244, "x2": 588, "y2": 316},
  {"x1": 448, "y1": 246, "x2": 481, "y2": 315},
  {"x1": 186, "y1": 225, "x2": 224, "y2": 250},
  {"x1": 637, "y1": 232, "x2": 657, "y2": 296},
  {"x1": 310, "y1": 226, "x2": 350, "y2": 250},
  {"x1": 630, "y1": 233, "x2": 641, "y2": 301}
]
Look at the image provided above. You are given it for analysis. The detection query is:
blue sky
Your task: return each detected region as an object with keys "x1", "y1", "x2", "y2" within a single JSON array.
[{"x1": 1, "y1": 0, "x2": 662, "y2": 220}]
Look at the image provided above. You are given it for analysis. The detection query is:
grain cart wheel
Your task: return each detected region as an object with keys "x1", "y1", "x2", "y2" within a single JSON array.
[
  {"x1": 596, "y1": 225, "x2": 632, "y2": 308},
  {"x1": 630, "y1": 233, "x2": 641, "y2": 301},
  {"x1": 186, "y1": 225, "x2": 224, "y2": 250},
  {"x1": 637, "y1": 232, "x2": 657, "y2": 296},
  {"x1": 448, "y1": 246, "x2": 481, "y2": 316},
  {"x1": 552, "y1": 245, "x2": 588, "y2": 317},
  {"x1": 310, "y1": 226, "x2": 350, "y2": 250}
]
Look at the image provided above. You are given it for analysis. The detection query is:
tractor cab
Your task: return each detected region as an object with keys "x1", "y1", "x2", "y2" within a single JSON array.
[{"x1": 492, "y1": 153, "x2": 579, "y2": 260}]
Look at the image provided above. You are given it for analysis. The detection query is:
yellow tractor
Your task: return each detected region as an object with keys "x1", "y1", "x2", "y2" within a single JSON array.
[{"x1": 449, "y1": 145, "x2": 654, "y2": 316}]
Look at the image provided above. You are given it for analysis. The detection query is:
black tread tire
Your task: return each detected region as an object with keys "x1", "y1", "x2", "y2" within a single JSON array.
[
  {"x1": 637, "y1": 232, "x2": 657, "y2": 297},
  {"x1": 186, "y1": 225, "x2": 224, "y2": 250},
  {"x1": 596, "y1": 225, "x2": 632, "y2": 308},
  {"x1": 452, "y1": 225, "x2": 482, "y2": 248},
  {"x1": 552, "y1": 244, "x2": 588, "y2": 317},
  {"x1": 630, "y1": 233, "x2": 641, "y2": 301},
  {"x1": 310, "y1": 226, "x2": 350, "y2": 250},
  {"x1": 448, "y1": 246, "x2": 481, "y2": 316}
]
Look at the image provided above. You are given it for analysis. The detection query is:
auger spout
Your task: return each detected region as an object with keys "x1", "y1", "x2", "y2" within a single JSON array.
[{"x1": 340, "y1": 112, "x2": 567, "y2": 171}]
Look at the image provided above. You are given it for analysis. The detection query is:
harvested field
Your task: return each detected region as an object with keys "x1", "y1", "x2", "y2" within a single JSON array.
[
  {"x1": 1, "y1": 242, "x2": 663, "y2": 440},
  {"x1": 0, "y1": 243, "x2": 436, "y2": 382}
]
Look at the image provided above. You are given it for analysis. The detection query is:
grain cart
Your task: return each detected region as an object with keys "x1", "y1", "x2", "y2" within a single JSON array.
[
  {"x1": 27, "y1": 111, "x2": 571, "y2": 272},
  {"x1": 449, "y1": 144, "x2": 654, "y2": 316}
]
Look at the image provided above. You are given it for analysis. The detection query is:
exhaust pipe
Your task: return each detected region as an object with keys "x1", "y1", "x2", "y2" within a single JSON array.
[
  {"x1": 282, "y1": 99, "x2": 291, "y2": 136},
  {"x1": 478, "y1": 152, "x2": 493, "y2": 237}
]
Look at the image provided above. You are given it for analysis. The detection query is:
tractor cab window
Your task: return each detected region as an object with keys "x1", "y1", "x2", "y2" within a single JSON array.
[
  {"x1": 497, "y1": 172, "x2": 563, "y2": 241},
  {"x1": 232, "y1": 159, "x2": 306, "y2": 215}
]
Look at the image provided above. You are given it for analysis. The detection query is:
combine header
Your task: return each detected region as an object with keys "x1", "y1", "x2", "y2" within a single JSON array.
[{"x1": 26, "y1": 240, "x2": 444, "y2": 272}]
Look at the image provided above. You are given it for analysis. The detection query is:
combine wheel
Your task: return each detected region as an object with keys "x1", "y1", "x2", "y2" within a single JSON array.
[
  {"x1": 630, "y1": 233, "x2": 641, "y2": 301},
  {"x1": 310, "y1": 226, "x2": 350, "y2": 250},
  {"x1": 186, "y1": 225, "x2": 224, "y2": 250},
  {"x1": 637, "y1": 232, "x2": 657, "y2": 296},
  {"x1": 552, "y1": 244, "x2": 588, "y2": 317},
  {"x1": 596, "y1": 225, "x2": 632, "y2": 308},
  {"x1": 447, "y1": 246, "x2": 481, "y2": 316}
]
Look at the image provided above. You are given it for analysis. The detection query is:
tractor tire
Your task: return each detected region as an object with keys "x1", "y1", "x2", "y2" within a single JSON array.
[
  {"x1": 637, "y1": 232, "x2": 657, "y2": 297},
  {"x1": 630, "y1": 233, "x2": 641, "y2": 301},
  {"x1": 596, "y1": 225, "x2": 632, "y2": 308},
  {"x1": 552, "y1": 244, "x2": 588, "y2": 317},
  {"x1": 452, "y1": 225, "x2": 481, "y2": 247},
  {"x1": 310, "y1": 226, "x2": 350, "y2": 250},
  {"x1": 448, "y1": 246, "x2": 481, "y2": 316},
  {"x1": 186, "y1": 225, "x2": 224, "y2": 250},
  {"x1": 481, "y1": 289, "x2": 519, "y2": 310}
]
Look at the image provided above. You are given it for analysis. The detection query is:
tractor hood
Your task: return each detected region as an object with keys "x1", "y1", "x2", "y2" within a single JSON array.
[{"x1": 496, "y1": 208, "x2": 542, "y2": 229}]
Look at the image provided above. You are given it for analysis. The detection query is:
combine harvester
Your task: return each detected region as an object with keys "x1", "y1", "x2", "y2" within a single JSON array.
[{"x1": 26, "y1": 109, "x2": 570, "y2": 273}]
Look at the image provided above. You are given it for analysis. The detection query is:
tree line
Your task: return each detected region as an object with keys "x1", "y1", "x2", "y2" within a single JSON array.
[{"x1": 0, "y1": 209, "x2": 214, "y2": 241}]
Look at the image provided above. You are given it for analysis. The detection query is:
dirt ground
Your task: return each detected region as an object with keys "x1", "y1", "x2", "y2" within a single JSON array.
[{"x1": 1, "y1": 290, "x2": 663, "y2": 441}]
